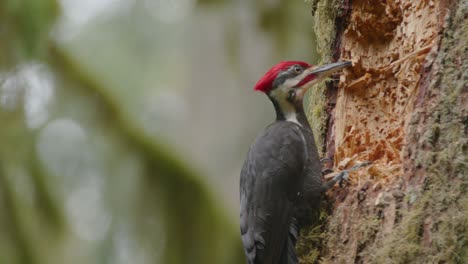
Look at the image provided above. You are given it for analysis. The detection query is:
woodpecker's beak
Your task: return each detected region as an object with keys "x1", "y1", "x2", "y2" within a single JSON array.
[
  {"x1": 296, "y1": 61, "x2": 352, "y2": 88},
  {"x1": 307, "y1": 61, "x2": 352, "y2": 77},
  {"x1": 294, "y1": 61, "x2": 351, "y2": 98}
]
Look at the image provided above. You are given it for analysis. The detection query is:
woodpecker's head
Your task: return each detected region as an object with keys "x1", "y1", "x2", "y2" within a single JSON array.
[{"x1": 254, "y1": 60, "x2": 352, "y2": 122}]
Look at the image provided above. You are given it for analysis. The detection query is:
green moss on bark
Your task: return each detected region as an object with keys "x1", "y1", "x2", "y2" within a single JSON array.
[
  {"x1": 306, "y1": 0, "x2": 343, "y2": 155},
  {"x1": 371, "y1": 2, "x2": 468, "y2": 262},
  {"x1": 301, "y1": 0, "x2": 467, "y2": 263},
  {"x1": 296, "y1": 206, "x2": 330, "y2": 264}
]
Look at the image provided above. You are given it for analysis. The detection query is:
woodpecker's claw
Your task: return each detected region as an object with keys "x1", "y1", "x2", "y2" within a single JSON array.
[
  {"x1": 337, "y1": 171, "x2": 350, "y2": 187},
  {"x1": 347, "y1": 161, "x2": 372, "y2": 172},
  {"x1": 320, "y1": 157, "x2": 332, "y2": 163},
  {"x1": 321, "y1": 158, "x2": 333, "y2": 176},
  {"x1": 322, "y1": 161, "x2": 372, "y2": 191},
  {"x1": 338, "y1": 161, "x2": 372, "y2": 187},
  {"x1": 321, "y1": 168, "x2": 334, "y2": 176},
  {"x1": 331, "y1": 170, "x2": 350, "y2": 188}
]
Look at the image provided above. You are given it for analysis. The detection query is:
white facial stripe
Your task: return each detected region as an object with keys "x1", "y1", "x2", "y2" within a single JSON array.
[
  {"x1": 268, "y1": 67, "x2": 325, "y2": 126},
  {"x1": 270, "y1": 84, "x2": 302, "y2": 126},
  {"x1": 282, "y1": 70, "x2": 311, "y2": 88}
]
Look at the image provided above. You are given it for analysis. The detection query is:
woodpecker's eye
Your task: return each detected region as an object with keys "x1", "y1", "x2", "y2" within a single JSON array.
[{"x1": 293, "y1": 66, "x2": 303, "y2": 74}]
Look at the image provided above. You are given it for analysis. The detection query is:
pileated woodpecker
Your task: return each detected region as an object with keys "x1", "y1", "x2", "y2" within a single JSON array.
[{"x1": 240, "y1": 61, "x2": 352, "y2": 264}]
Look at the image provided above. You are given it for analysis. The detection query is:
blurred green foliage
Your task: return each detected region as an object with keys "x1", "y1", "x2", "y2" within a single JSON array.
[
  {"x1": 0, "y1": 0, "x2": 318, "y2": 263},
  {"x1": 53, "y1": 46, "x2": 244, "y2": 264},
  {"x1": 0, "y1": 0, "x2": 58, "y2": 59},
  {"x1": 0, "y1": 1, "x2": 243, "y2": 263}
]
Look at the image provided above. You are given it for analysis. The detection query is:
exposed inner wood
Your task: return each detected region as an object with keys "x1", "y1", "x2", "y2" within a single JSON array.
[
  {"x1": 299, "y1": 0, "x2": 463, "y2": 263},
  {"x1": 332, "y1": 0, "x2": 444, "y2": 184}
]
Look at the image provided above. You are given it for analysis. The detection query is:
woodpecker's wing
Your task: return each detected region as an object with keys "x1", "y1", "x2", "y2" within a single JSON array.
[{"x1": 240, "y1": 121, "x2": 306, "y2": 264}]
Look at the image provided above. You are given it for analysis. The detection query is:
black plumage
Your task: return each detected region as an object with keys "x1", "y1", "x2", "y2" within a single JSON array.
[
  {"x1": 240, "y1": 115, "x2": 322, "y2": 264},
  {"x1": 240, "y1": 61, "x2": 352, "y2": 264}
]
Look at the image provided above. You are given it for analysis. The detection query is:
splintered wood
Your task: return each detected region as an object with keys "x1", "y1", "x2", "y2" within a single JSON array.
[{"x1": 332, "y1": 0, "x2": 443, "y2": 184}]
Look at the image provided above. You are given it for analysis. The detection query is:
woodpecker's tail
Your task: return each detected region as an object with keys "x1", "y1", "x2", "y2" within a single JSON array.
[{"x1": 279, "y1": 218, "x2": 299, "y2": 264}]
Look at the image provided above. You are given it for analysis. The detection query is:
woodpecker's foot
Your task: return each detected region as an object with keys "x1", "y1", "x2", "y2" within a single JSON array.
[
  {"x1": 322, "y1": 161, "x2": 372, "y2": 191},
  {"x1": 321, "y1": 168, "x2": 334, "y2": 176},
  {"x1": 338, "y1": 161, "x2": 372, "y2": 187},
  {"x1": 337, "y1": 171, "x2": 350, "y2": 187},
  {"x1": 321, "y1": 158, "x2": 333, "y2": 176},
  {"x1": 320, "y1": 157, "x2": 332, "y2": 164},
  {"x1": 346, "y1": 161, "x2": 372, "y2": 172}
]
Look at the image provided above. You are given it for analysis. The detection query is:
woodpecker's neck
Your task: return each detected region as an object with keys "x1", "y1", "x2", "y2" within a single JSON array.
[{"x1": 271, "y1": 98, "x2": 310, "y2": 128}]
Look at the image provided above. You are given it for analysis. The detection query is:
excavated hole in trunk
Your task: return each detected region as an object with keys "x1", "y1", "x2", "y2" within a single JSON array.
[
  {"x1": 298, "y1": 1, "x2": 454, "y2": 263},
  {"x1": 328, "y1": 0, "x2": 444, "y2": 185}
]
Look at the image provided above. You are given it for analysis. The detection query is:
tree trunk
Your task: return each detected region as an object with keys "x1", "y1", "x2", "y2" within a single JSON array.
[{"x1": 301, "y1": 0, "x2": 467, "y2": 263}]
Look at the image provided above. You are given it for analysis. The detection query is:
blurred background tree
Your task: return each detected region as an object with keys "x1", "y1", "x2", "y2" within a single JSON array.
[{"x1": 0, "y1": 0, "x2": 318, "y2": 263}]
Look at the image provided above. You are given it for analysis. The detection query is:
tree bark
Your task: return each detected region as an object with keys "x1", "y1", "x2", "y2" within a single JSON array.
[{"x1": 301, "y1": 0, "x2": 467, "y2": 263}]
